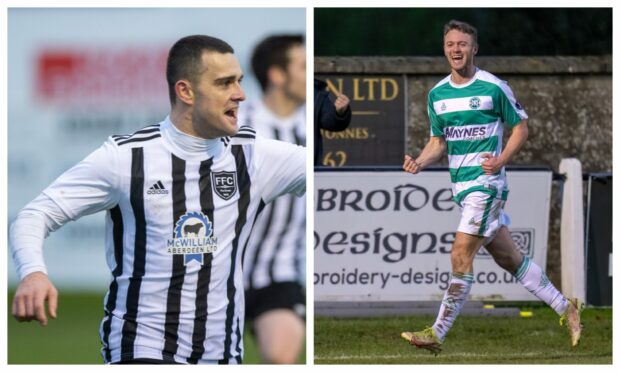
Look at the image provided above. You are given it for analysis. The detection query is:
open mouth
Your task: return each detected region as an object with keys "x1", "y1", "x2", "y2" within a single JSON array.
[
  {"x1": 452, "y1": 55, "x2": 463, "y2": 62},
  {"x1": 225, "y1": 108, "x2": 237, "y2": 120}
]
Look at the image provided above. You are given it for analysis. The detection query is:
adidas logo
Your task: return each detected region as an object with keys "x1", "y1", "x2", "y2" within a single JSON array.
[{"x1": 147, "y1": 180, "x2": 169, "y2": 195}]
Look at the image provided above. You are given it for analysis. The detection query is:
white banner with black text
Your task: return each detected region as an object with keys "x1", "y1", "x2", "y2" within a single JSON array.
[{"x1": 314, "y1": 170, "x2": 552, "y2": 301}]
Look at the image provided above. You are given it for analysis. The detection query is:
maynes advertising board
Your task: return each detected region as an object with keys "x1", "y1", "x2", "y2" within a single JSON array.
[{"x1": 314, "y1": 170, "x2": 552, "y2": 301}]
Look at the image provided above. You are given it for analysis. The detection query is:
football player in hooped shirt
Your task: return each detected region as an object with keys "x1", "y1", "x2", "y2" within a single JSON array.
[
  {"x1": 10, "y1": 35, "x2": 305, "y2": 364},
  {"x1": 401, "y1": 20, "x2": 582, "y2": 354}
]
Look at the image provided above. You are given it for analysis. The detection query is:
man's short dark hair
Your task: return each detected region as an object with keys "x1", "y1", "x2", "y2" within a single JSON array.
[
  {"x1": 443, "y1": 20, "x2": 478, "y2": 45},
  {"x1": 166, "y1": 35, "x2": 234, "y2": 105},
  {"x1": 251, "y1": 34, "x2": 304, "y2": 92}
]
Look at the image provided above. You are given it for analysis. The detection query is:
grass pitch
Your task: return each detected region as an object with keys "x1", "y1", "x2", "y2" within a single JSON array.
[
  {"x1": 7, "y1": 290, "x2": 304, "y2": 364},
  {"x1": 314, "y1": 305, "x2": 612, "y2": 364}
]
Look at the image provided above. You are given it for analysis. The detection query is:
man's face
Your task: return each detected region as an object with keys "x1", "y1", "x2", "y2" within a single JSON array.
[
  {"x1": 282, "y1": 44, "x2": 306, "y2": 103},
  {"x1": 443, "y1": 29, "x2": 478, "y2": 73},
  {"x1": 192, "y1": 52, "x2": 245, "y2": 138}
]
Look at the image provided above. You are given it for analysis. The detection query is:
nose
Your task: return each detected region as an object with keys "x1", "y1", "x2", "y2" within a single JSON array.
[{"x1": 232, "y1": 83, "x2": 245, "y2": 102}]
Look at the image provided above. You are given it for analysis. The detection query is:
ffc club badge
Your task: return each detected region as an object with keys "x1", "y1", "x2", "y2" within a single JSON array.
[
  {"x1": 167, "y1": 211, "x2": 218, "y2": 265},
  {"x1": 212, "y1": 171, "x2": 238, "y2": 200}
]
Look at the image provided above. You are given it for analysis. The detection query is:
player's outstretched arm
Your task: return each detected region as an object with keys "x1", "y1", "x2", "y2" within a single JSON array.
[
  {"x1": 481, "y1": 120, "x2": 528, "y2": 174},
  {"x1": 403, "y1": 136, "x2": 446, "y2": 174},
  {"x1": 10, "y1": 140, "x2": 118, "y2": 327},
  {"x1": 12, "y1": 271, "x2": 58, "y2": 326}
]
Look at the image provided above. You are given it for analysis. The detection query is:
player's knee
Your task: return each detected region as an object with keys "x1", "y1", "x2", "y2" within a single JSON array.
[
  {"x1": 450, "y1": 248, "x2": 472, "y2": 272},
  {"x1": 260, "y1": 336, "x2": 302, "y2": 364},
  {"x1": 491, "y1": 251, "x2": 520, "y2": 274},
  {"x1": 255, "y1": 311, "x2": 304, "y2": 364}
]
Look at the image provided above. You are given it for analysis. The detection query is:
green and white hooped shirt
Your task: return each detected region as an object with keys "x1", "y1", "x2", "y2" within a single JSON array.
[{"x1": 428, "y1": 68, "x2": 528, "y2": 205}]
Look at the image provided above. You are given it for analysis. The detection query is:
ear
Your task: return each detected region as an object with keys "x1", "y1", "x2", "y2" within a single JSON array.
[
  {"x1": 473, "y1": 43, "x2": 479, "y2": 56},
  {"x1": 175, "y1": 80, "x2": 194, "y2": 105},
  {"x1": 267, "y1": 66, "x2": 286, "y2": 88}
]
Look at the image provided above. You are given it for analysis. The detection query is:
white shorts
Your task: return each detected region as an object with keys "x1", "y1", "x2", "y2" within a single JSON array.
[{"x1": 457, "y1": 191, "x2": 511, "y2": 240}]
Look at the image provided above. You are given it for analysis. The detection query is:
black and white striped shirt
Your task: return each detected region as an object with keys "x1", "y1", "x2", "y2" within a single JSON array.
[
  {"x1": 238, "y1": 100, "x2": 306, "y2": 290},
  {"x1": 10, "y1": 117, "x2": 305, "y2": 364}
]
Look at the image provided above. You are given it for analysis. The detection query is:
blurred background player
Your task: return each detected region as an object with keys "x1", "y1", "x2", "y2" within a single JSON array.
[
  {"x1": 313, "y1": 78, "x2": 351, "y2": 165},
  {"x1": 401, "y1": 20, "x2": 582, "y2": 354},
  {"x1": 238, "y1": 34, "x2": 306, "y2": 364}
]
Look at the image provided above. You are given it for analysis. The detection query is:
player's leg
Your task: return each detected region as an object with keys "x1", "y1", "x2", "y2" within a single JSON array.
[
  {"x1": 485, "y1": 225, "x2": 583, "y2": 346},
  {"x1": 433, "y1": 231, "x2": 483, "y2": 338},
  {"x1": 432, "y1": 192, "x2": 496, "y2": 341},
  {"x1": 246, "y1": 282, "x2": 305, "y2": 364},
  {"x1": 484, "y1": 225, "x2": 523, "y2": 273},
  {"x1": 402, "y1": 232, "x2": 482, "y2": 354},
  {"x1": 403, "y1": 192, "x2": 494, "y2": 353},
  {"x1": 253, "y1": 308, "x2": 305, "y2": 364},
  {"x1": 486, "y1": 226, "x2": 565, "y2": 310}
]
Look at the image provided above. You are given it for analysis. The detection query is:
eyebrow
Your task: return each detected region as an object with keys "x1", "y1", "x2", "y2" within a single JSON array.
[{"x1": 214, "y1": 74, "x2": 244, "y2": 84}]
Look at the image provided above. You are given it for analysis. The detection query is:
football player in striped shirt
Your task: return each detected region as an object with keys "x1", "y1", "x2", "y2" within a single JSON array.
[
  {"x1": 10, "y1": 35, "x2": 305, "y2": 364},
  {"x1": 400, "y1": 20, "x2": 582, "y2": 354},
  {"x1": 238, "y1": 35, "x2": 306, "y2": 364}
]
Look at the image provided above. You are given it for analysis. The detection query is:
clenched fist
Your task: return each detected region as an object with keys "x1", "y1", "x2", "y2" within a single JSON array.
[
  {"x1": 403, "y1": 155, "x2": 423, "y2": 174},
  {"x1": 334, "y1": 93, "x2": 350, "y2": 115}
]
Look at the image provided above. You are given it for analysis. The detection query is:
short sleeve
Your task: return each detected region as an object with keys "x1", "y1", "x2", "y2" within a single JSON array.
[
  {"x1": 428, "y1": 92, "x2": 444, "y2": 137},
  {"x1": 253, "y1": 136, "x2": 306, "y2": 204},
  {"x1": 496, "y1": 80, "x2": 528, "y2": 127},
  {"x1": 42, "y1": 138, "x2": 121, "y2": 220}
]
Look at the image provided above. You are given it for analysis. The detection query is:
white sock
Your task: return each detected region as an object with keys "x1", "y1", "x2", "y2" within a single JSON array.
[
  {"x1": 515, "y1": 256, "x2": 569, "y2": 315},
  {"x1": 432, "y1": 272, "x2": 474, "y2": 341}
]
